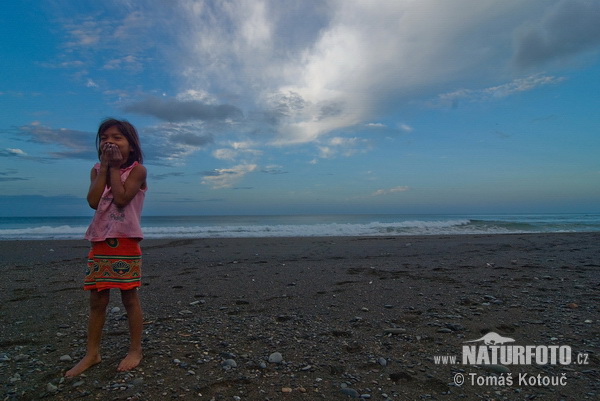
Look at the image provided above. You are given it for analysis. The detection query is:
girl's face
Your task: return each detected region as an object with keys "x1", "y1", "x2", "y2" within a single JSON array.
[{"x1": 99, "y1": 126, "x2": 132, "y2": 161}]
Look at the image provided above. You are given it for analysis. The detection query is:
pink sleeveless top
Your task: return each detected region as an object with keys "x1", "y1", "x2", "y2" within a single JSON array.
[{"x1": 84, "y1": 162, "x2": 146, "y2": 242}]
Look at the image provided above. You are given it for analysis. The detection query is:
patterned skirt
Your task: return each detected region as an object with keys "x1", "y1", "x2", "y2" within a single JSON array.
[{"x1": 84, "y1": 238, "x2": 142, "y2": 291}]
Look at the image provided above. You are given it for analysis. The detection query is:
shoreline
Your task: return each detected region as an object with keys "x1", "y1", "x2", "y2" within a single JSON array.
[
  {"x1": 1, "y1": 229, "x2": 600, "y2": 241},
  {"x1": 1, "y1": 232, "x2": 599, "y2": 400}
]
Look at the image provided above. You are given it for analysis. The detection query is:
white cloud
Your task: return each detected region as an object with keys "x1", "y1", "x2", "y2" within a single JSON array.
[
  {"x1": 435, "y1": 74, "x2": 566, "y2": 107},
  {"x1": 48, "y1": 0, "x2": 600, "y2": 175},
  {"x1": 1, "y1": 148, "x2": 28, "y2": 157},
  {"x1": 201, "y1": 164, "x2": 257, "y2": 189},
  {"x1": 163, "y1": 0, "x2": 579, "y2": 147},
  {"x1": 212, "y1": 140, "x2": 262, "y2": 161},
  {"x1": 399, "y1": 123, "x2": 413, "y2": 133},
  {"x1": 372, "y1": 186, "x2": 409, "y2": 197},
  {"x1": 317, "y1": 136, "x2": 370, "y2": 159}
]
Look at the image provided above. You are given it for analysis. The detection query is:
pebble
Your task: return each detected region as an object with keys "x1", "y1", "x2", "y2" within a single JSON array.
[
  {"x1": 281, "y1": 387, "x2": 292, "y2": 393},
  {"x1": 383, "y1": 328, "x2": 406, "y2": 335},
  {"x1": 268, "y1": 352, "x2": 283, "y2": 364},
  {"x1": 341, "y1": 387, "x2": 359, "y2": 398},
  {"x1": 378, "y1": 357, "x2": 387, "y2": 367},
  {"x1": 46, "y1": 383, "x2": 58, "y2": 393},
  {"x1": 222, "y1": 359, "x2": 237, "y2": 369},
  {"x1": 483, "y1": 364, "x2": 511, "y2": 374},
  {"x1": 59, "y1": 354, "x2": 72, "y2": 362},
  {"x1": 0, "y1": 353, "x2": 10, "y2": 362}
]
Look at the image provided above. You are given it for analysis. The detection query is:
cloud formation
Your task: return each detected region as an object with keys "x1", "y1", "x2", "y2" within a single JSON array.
[
  {"x1": 373, "y1": 186, "x2": 410, "y2": 197},
  {"x1": 41, "y1": 0, "x2": 600, "y2": 189},
  {"x1": 124, "y1": 97, "x2": 243, "y2": 122},
  {"x1": 435, "y1": 74, "x2": 566, "y2": 108},
  {"x1": 201, "y1": 164, "x2": 258, "y2": 189},
  {"x1": 513, "y1": 0, "x2": 600, "y2": 68},
  {"x1": 17, "y1": 123, "x2": 95, "y2": 160}
]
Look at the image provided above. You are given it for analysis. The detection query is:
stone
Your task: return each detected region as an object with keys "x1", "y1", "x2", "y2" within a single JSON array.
[
  {"x1": 483, "y1": 364, "x2": 510, "y2": 374},
  {"x1": 268, "y1": 352, "x2": 283, "y2": 364},
  {"x1": 341, "y1": 387, "x2": 359, "y2": 398}
]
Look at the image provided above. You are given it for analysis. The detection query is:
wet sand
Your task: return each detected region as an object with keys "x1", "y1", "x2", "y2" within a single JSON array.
[{"x1": 1, "y1": 233, "x2": 599, "y2": 400}]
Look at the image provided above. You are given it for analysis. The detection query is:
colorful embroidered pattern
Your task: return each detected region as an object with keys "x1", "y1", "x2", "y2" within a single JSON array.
[{"x1": 84, "y1": 238, "x2": 142, "y2": 291}]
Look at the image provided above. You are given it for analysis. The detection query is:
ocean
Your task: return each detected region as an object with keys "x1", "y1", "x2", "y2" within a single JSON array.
[{"x1": 1, "y1": 213, "x2": 599, "y2": 240}]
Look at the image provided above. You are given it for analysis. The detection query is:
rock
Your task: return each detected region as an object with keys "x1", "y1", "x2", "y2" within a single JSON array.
[
  {"x1": 483, "y1": 364, "x2": 510, "y2": 374},
  {"x1": 378, "y1": 357, "x2": 387, "y2": 367},
  {"x1": 222, "y1": 359, "x2": 237, "y2": 369},
  {"x1": 383, "y1": 328, "x2": 406, "y2": 335},
  {"x1": 445, "y1": 323, "x2": 464, "y2": 332},
  {"x1": 46, "y1": 383, "x2": 58, "y2": 393},
  {"x1": 111, "y1": 307, "x2": 120, "y2": 314},
  {"x1": 268, "y1": 352, "x2": 283, "y2": 364},
  {"x1": 341, "y1": 387, "x2": 359, "y2": 398},
  {"x1": 281, "y1": 387, "x2": 292, "y2": 393},
  {"x1": 437, "y1": 328, "x2": 452, "y2": 333},
  {"x1": 59, "y1": 355, "x2": 72, "y2": 362},
  {"x1": 566, "y1": 303, "x2": 578, "y2": 309}
]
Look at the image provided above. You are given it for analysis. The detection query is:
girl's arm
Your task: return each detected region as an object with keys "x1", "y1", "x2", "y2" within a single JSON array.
[
  {"x1": 87, "y1": 165, "x2": 109, "y2": 210},
  {"x1": 108, "y1": 164, "x2": 147, "y2": 208}
]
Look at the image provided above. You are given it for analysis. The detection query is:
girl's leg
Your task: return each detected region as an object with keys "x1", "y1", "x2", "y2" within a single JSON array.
[
  {"x1": 65, "y1": 289, "x2": 110, "y2": 377},
  {"x1": 117, "y1": 288, "x2": 143, "y2": 371}
]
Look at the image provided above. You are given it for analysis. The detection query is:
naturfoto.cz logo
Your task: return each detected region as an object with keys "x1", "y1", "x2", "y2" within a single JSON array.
[
  {"x1": 434, "y1": 332, "x2": 590, "y2": 388},
  {"x1": 462, "y1": 332, "x2": 572, "y2": 365},
  {"x1": 433, "y1": 331, "x2": 589, "y2": 366}
]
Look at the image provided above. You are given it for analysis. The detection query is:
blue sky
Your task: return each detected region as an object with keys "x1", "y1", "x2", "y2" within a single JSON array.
[{"x1": 1, "y1": 0, "x2": 600, "y2": 217}]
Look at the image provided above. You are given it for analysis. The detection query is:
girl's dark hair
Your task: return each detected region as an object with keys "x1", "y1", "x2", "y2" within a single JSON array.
[{"x1": 96, "y1": 118, "x2": 144, "y2": 166}]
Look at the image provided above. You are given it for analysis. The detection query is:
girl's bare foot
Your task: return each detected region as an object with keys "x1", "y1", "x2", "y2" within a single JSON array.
[
  {"x1": 65, "y1": 354, "x2": 101, "y2": 377},
  {"x1": 117, "y1": 350, "x2": 142, "y2": 372}
]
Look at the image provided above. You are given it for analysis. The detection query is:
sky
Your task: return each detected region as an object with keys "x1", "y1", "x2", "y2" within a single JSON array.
[{"x1": 1, "y1": 0, "x2": 600, "y2": 217}]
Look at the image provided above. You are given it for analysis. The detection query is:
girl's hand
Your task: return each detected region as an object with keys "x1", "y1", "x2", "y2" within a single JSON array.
[
  {"x1": 100, "y1": 143, "x2": 112, "y2": 167},
  {"x1": 101, "y1": 143, "x2": 123, "y2": 168}
]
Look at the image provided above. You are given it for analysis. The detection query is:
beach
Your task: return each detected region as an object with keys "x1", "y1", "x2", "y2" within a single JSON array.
[{"x1": 1, "y1": 233, "x2": 599, "y2": 400}]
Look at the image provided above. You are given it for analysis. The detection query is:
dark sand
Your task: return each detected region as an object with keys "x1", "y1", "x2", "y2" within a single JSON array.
[{"x1": 1, "y1": 233, "x2": 599, "y2": 400}]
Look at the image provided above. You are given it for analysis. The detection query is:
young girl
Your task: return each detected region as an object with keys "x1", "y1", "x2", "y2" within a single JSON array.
[{"x1": 66, "y1": 118, "x2": 147, "y2": 378}]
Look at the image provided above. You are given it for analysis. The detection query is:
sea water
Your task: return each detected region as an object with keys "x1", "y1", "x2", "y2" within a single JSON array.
[{"x1": 1, "y1": 213, "x2": 599, "y2": 240}]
